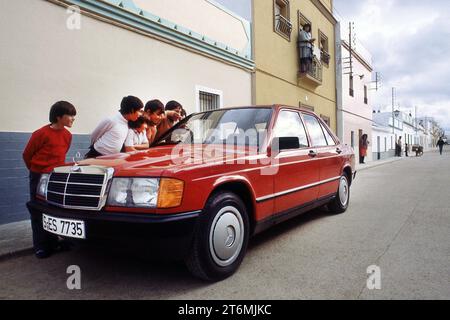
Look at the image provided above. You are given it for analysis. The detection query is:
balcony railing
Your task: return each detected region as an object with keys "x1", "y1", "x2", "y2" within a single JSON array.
[
  {"x1": 275, "y1": 14, "x2": 292, "y2": 40},
  {"x1": 320, "y1": 50, "x2": 330, "y2": 65},
  {"x1": 304, "y1": 56, "x2": 323, "y2": 84}
]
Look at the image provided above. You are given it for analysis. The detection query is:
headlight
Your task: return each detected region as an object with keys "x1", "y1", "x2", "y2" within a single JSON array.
[
  {"x1": 106, "y1": 178, "x2": 184, "y2": 208},
  {"x1": 37, "y1": 174, "x2": 50, "y2": 198},
  {"x1": 107, "y1": 178, "x2": 159, "y2": 208}
]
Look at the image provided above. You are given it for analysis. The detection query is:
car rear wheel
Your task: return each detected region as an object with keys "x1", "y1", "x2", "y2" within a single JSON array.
[
  {"x1": 328, "y1": 175, "x2": 350, "y2": 214},
  {"x1": 185, "y1": 191, "x2": 249, "y2": 281}
]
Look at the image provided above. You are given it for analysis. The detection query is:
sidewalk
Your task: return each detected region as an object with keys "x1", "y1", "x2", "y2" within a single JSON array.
[
  {"x1": 356, "y1": 156, "x2": 404, "y2": 172},
  {"x1": 0, "y1": 155, "x2": 409, "y2": 262},
  {"x1": 0, "y1": 220, "x2": 33, "y2": 262}
]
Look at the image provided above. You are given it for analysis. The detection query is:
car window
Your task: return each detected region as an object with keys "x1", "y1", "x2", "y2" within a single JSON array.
[
  {"x1": 302, "y1": 114, "x2": 328, "y2": 147},
  {"x1": 320, "y1": 122, "x2": 336, "y2": 146},
  {"x1": 273, "y1": 111, "x2": 309, "y2": 148}
]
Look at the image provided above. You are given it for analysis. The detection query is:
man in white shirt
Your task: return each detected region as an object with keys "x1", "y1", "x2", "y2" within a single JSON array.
[{"x1": 85, "y1": 96, "x2": 143, "y2": 158}]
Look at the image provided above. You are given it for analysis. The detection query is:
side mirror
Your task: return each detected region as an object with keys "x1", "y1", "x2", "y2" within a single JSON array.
[{"x1": 272, "y1": 137, "x2": 300, "y2": 154}]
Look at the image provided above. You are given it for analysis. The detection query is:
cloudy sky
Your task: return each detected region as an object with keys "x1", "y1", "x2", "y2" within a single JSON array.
[
  {"x1": 214, "y1": 0, "x2": 450, "y2": 130},
  {"x1": 334, "y1": 0, "x2": 450, "y2": 130},
  {"x1": 215, "y1": 0, "x2": 251, "y2": 20}
]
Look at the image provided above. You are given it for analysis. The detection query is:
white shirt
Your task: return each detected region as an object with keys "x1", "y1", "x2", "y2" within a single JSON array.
[
  {"x1": 91, "y1": 112, "x2": 129, "y2": 155},
  {"x1": 124, "y1": 129, "x2": 149, "y2": 147}
]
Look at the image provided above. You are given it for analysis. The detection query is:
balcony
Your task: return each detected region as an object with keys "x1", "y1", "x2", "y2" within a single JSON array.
[
  {"x1": 298, "y1": 56, "x2": 323, "y2": 86},
  {"x1": 275, "y1": 14, "x2": 292, "y2": 40}
]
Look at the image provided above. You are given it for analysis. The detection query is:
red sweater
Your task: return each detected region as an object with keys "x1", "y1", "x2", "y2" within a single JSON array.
[{"x1": 23, "y1": 125, "x2": 72, "y2": 174}]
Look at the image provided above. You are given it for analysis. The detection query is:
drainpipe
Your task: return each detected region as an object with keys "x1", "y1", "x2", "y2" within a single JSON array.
[{"x1": 335, "y1": 22, "x2": 344, "y2": 141}]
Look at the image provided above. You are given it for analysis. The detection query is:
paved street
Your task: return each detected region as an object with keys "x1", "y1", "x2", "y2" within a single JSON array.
[{"x1": 0, "y1": 149, "x2": 449, "y2": 300}]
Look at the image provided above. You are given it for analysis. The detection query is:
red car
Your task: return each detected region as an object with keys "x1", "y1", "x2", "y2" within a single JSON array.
[{"x1": 28, "y1": 106, "x2": 356, "y2": 281}]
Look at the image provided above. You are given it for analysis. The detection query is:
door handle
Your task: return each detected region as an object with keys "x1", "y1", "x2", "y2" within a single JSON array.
[
  {"x1": 308, "y1": 150, "x2": 317, "y2": 158},
  {"x1": 336, "y1": 148, "x2": 342, "y2": 154}
]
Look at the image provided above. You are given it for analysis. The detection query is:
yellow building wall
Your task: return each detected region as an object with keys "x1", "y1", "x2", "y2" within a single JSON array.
[{"x1": 253, "y1": 0, "x2": 337, "y2": 132}]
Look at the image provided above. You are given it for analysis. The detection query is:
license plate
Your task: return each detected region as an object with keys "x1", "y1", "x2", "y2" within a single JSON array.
[{"x1": 42, "y1": 214, "x2": 86, "y2": 239}]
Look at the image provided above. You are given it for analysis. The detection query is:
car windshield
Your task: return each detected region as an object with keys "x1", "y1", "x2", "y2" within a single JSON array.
[{"x1": 155, "y1": 108, "x2": 273, "y2": 149}]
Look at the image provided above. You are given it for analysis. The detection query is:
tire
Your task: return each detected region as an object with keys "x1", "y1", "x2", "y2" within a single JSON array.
[
  {"x1": 328, "y1": 175, "x2": 350, "y2": 214},
  {"x1": 185, "y1": 191, "x2": 249, "y2": 281}
]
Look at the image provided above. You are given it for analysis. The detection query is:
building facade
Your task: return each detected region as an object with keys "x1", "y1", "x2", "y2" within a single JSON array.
[
  {"x1": 372, "y1": 112, "x2": 402, "y2": 160},
  {"x1": 339, "y1": 40, "x2": 374, "y2": 162},
  {"x1": 252, "y1": 0, "x2": 338, "y2": 131},
  {"x1": 0, "y1": 0, "x2": 253, "y2": 223}
]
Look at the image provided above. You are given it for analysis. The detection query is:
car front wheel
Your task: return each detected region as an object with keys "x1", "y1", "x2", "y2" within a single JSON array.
[{"x1": 185, "y1": 191, "x2": 249, "y2": 281}]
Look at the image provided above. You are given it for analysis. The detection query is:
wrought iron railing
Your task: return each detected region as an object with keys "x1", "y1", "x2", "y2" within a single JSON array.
[
  {"x1": 306, "y1": 56, "x2": 323, "y2": 83},
  {"x1": 320, "y1": 50, "x2": 330, "y2": 65},
  {"x1": 275, "y1": 14, "x2": 292, "y2": 39}
]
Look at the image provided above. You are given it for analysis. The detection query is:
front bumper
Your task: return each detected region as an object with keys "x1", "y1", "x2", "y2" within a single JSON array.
[{"x1": 27, "y1": 200, "x2": 201, "y2": 260}]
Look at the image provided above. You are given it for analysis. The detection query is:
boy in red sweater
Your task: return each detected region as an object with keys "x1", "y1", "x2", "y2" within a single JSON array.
[{"x1": 23, "y1": 101, "x2": 77, "y2": 259}]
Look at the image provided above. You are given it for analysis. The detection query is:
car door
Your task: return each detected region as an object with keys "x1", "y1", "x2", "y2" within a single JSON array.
[
  {"x1": 302, "y1": 113, "x2": 342, "y2": 199},
  {"x1": 272, "y1": 110, "x2": 320, "y2": 214}
]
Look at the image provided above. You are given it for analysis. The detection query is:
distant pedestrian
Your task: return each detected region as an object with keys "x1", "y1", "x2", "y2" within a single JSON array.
[
  {"x1": 396, "y1": 137, "x2": 402, "y2": 157},
  {"x1": 359, "y1": 134, "x2": 370, "y2": 164},
  {"x1": 437, "y1": 137, "x2": 445, "y2": 155},
  {"x1": 405, "y1": 142, "x2": 409, "y2": 157},
  {"x1": 23, "y1": 101, "x2": 77, "y2": 259},
  {"x1": 85, "y1": 96, "x2": 143, "y2": 158}
]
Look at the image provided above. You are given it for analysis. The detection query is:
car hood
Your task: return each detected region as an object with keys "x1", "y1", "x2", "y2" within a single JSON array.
[{"x1": 77, "y1": 144, "x2": 261, "y2": 177}]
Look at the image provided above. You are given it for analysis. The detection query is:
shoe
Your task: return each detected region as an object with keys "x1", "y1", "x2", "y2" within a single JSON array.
[{"x1": 35, "y1": 249, "x2": 52, "y2": 259}]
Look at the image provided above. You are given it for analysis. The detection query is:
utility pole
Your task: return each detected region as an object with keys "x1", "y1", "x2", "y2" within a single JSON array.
[
  {"x1": 392, "y1": 87, "x2": 396, "y2": 134},
  {"x1": 415, "y1": 106, "x2": 418, "y2": 145},
  {"x1": 348, "y1": 22, "x2": 353, "y2": 77}
]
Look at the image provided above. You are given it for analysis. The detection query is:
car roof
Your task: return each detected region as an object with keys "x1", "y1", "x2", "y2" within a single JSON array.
[{"x1": 216, "y1": 105, "x2": 317, "y2": 115}]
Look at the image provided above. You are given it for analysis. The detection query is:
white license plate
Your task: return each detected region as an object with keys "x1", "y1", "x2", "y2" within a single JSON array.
[{"x1": 42, "y1": 214, "x2": 86, "y2": 239}]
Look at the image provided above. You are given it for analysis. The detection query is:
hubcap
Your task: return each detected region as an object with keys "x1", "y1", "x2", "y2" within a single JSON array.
[
  {"x1": 209, "y1": 206, "x2": 244, "y2": 267},
  {"x1": 339, "y1": 177, "x2": 349, "y2": 207}
]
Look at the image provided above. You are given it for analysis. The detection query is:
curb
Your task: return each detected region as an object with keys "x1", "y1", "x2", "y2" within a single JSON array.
[
  {"x1": 0, "y1": 248, "x2": 34, "y2": 263},
  {"x1": 0, "y1": 220, "x2": 34, "y2": 262},
  {"x1": 356, "y1": 157, "x2": 404, "y2": 172}
]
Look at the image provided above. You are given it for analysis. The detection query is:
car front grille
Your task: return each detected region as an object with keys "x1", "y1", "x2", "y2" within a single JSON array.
[{"x1": 46, "y1": 167, "x2": 113, "y2": 211}]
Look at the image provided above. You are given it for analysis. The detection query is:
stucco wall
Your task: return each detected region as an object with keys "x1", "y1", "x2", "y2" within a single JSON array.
[
  {"x1": 133, "y1": 0, "x2": 251, "y2": 53},
  {"x1": 0, "y1": 0, "x2": 252, "y2": 134},
  {"x1": 253, "y1": 0, "x2": 337, "y2": 131},
  {"x1": 343, "y1": 112, "x2": 373, "y2": 162},
  {"x1": 341, "y1": 44, "x2": 373, "y2": 120}
]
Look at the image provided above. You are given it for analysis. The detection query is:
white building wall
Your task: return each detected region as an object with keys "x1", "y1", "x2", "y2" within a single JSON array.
[
  {"x1": 371, "y1": 126, "x2": 394, "y2": 160},
  {"x1": 0, "y1": 0, "x2": 252, "y2": 134},
  {"x1": 340, "y1": 42, "x2": 374, "y2": 162}
]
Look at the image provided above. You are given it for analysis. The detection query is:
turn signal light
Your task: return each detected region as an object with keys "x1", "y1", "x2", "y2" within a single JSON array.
[{"x1": 157, "y1": 178, "x2": 184, "y2": 208}]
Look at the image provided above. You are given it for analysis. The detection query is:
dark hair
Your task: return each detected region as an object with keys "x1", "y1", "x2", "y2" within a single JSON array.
[
  {"x1": 181, "y1": 108, "x2": 187, "y2": 117},
  {"x1": 49, "y1": 101, "x2": 77, "y2": 124},
  {"x1": 303, "y1": 23, "x2": 311, "y2": 31},
  {"x1": 165, "y1": 100, "x2": 182, "y2": 111},
  {"x1": 128, "y1": 116, "x2": 147, "y2": 129},
  {"x1": 145, "y1": 99, "x2": 165, "y2": 114},
  {"x1": 120, "y1": 96, "x2": 143, "y2": 115}
]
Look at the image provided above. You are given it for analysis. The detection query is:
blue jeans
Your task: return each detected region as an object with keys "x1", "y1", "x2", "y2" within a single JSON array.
[{"x1": 28, "y1": 171, "x2": 58, "y2": 251}]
